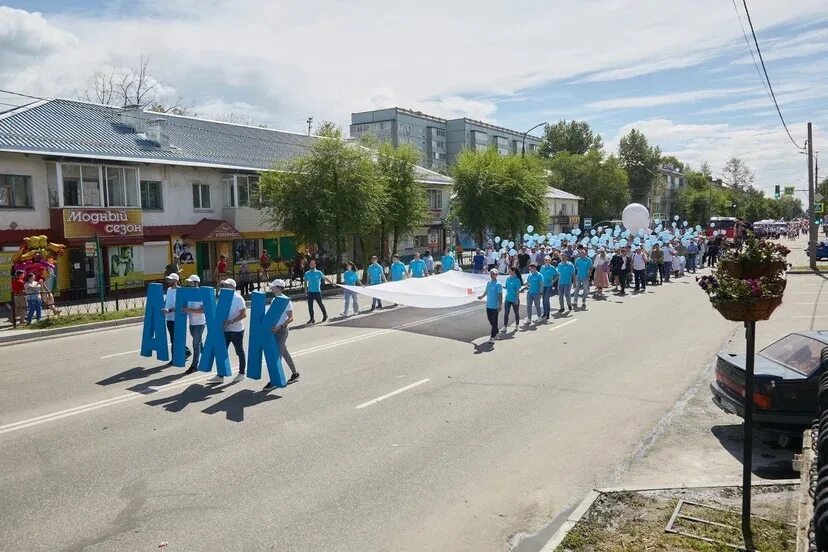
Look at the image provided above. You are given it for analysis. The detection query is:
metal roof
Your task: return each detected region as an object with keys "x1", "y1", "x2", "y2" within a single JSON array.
[
  {"x1": 0, "y1": 99, "x2": 453, "y2": 185},
  {"x1": 545, "y1": 186, "x2": 583, "y2": 200}
]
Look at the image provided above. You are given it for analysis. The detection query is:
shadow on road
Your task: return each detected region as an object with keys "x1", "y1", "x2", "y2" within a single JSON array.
[
  {"x1": 710, "y1": 424, "x2": 797, "y2": 479},
  {"x1": 201, "y1": 389, "x2": 282, "y2": 422},
  {"x1": 96, "y1": 364, "x2": 169, "y2": 386},
  {"x1": 145, "y1": 383, "x2": 224, "y2": 413}
]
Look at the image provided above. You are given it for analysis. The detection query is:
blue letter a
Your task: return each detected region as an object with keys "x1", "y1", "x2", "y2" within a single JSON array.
[
  {"x1": 246, "y1": 292, "x2": 287, "y2": 387},
  {"x1": 140, "y1": 282, "x2": 169, "y2": 362}
]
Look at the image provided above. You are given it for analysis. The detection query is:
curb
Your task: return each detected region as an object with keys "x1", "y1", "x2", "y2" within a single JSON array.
[{"x1": 538, "y1": 480, "x2": 800, "y2": 551}]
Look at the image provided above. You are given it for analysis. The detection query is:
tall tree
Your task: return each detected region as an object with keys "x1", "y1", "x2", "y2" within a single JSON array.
[
  {"x1": 259, "y1": 133, "x2": 386, "y2": 281},
  {"x1": 376, "y1": 142, "x2": 429, "y2": 258},
  {"x1": 618, "y1": 129, "x2": 661, "y2": 205},
  {"x1": 721, "y1": 156, "x2": 755, "y2": 191},
  {"x1": 699, "y1": 161, "x2": 713, "y2": 179},
  {"x1": 538, "y1": 120, "x2": 603, "y2": 157},
  {"x1": 451, "y1": 149, "x2": 547, "y2": 244},
  {"x1": 547, "y1": 150, "x2": 630, "y2": 222},
  {"x1": 659, "y1": 155, "x2": 685, "y2": 172}
]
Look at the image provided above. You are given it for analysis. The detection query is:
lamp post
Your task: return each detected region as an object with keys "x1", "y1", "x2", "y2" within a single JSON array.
[{"x1": 522, "y1": 122, "x2": 546, "y2": 157}]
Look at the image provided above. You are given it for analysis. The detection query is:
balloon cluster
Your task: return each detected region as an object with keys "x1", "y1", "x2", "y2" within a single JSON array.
[{"x1": 12, "y1": 234, "x2": 66, "y2": 280}]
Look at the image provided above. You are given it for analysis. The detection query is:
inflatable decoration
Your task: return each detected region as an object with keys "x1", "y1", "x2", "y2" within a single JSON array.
[{"x1": 12, "y1": 234, "x2": 66, "y2": 280}]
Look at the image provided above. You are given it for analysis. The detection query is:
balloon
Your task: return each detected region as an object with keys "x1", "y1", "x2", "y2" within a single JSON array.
[
  {"x1": 695, "y1": 225, "x2": 702, "y2": 232},
  {"x1": 523, "y1": 234, "x2": 530, "y2": 241},
  {"x1": 509, "y1": 241, "x2": 515, "y2": 248},
  {"x1": 674, "y1": 215, "x2": 680, "y2": 221},
  {"x1": 682, "y1": 221, "x2": 688, "y2": 227},
  {"x1": 495, "y1": 236, "x2": 501, "y2": 243},
  {"x1": 710, "y1": 222, "x2": 716, "y2": 228},
  {"x1": 591, "y1": 236, "x2": 599, "y2": 245},
  {"x1": 509, "y1": 248, "x2": 517, "y2": 256},
  {"x1": 654, "y1": 218, "x2": 661, "y2": 225},
  {"x1": 633, "y1": 237, "x2": 641, "y2": 245},
  {"x1": 622, "y1": 203, "x2": 650, "y2": 234},
  {"x1": 638, "y1": 228, "x2": 645, "y2": 236},
  {"x1": 671, "y1": 222, "x2": 677, "y2": 228},
  {"x1": 527, "y1": 225, "x2": 535, "y2": 233},
  {"x1": 573, "y1": 229, "x2": 582, "y2": 236},
  {"x1": 587, "y1": 249, "x2": 596, "y2": 258},
  {"x1": 619, "y1": 239, "x2": 628, "y2": 247},
  {"x1": 590, "y1": 229, "x2": 596, "y2": 236}
]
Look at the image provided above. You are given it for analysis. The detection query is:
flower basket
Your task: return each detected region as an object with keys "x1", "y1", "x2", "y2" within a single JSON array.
[
  {"x1": 712, "y1": 296, "x2": 783, "y2": 322},
  {"x1": 718, "y1": 259, "x2": 787, "y2": 279}
]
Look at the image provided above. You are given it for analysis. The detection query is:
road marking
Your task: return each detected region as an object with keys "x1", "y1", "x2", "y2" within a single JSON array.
[
  {"x1": 549, "y1": 319, "x2": 578, "y2": 332},
  {"x1": 100, "y1": 349, "x2": 140, "y2": 359},
  {"x1": 355, "y1": 379, "x2": 431, "y2": 409},
  {"x1": 793, "y1": 302, "x2": 828, "y2": 305},
  {"x1": 2, "y1": 305, "x2": 479, "y2": 436},
  {"x1": 790, "y1": 315, "x2": 828, "y2": 318}
]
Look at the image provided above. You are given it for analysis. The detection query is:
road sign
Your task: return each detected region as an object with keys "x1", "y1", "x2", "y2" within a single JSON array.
[
  {"x1": 583, "y1": 217, "x2": 592, "y2": 229},
  {"x1": 815, "y1": 203, "x2": 824, "y2": 214},
  {"x1": 784, "y1": 186, "x2": 795, "y2": 196},
  {"x1": 85, "y1": 241, "x2": 97, "y2": 257}
]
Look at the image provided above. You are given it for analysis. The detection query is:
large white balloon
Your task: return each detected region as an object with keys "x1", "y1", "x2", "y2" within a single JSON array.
[{"x1": 622, "y1": 203, "x2": 650, "y2": 234}]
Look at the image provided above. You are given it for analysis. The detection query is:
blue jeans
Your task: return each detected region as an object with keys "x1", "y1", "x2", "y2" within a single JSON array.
[
  {"x1": 558, "y1": 284, "x2": 572, "y2": 310},
  {"x1": 542, "y1": 286, "x2": 553, "y2": 316},
  {"x1": 189, "y1": 324, "x2": 204, "y2": 368},
  {"x1": 343, "y1": 289, "x2": 360, "y2": 314},
  {"x1": 26, "y1": 298, "x2": 42, "y2": 324},
  {"x1": 662, "y1": 262, "x2": 672, "y2": 282},
  {"x1": 225, "y1": 331, "x2": 246, "y2": 374},
  {"x1": 526, "y1": 292, "x2": 541, "y2": 320},
  {"x1": 576, "y1": 278, "x2": 590, "y2": 304},
  {"x1": 686, "y1": 254, "x2": 697, "y2": 273}
]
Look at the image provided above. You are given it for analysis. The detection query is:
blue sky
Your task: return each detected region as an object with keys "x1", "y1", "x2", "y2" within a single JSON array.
[{"x1": 1, "y1": 1, "x2": 827, "y2": 196}]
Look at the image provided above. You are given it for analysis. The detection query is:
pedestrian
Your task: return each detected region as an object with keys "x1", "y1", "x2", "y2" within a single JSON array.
[
  {"x1": 39, "y1": 268, "x2": 61, "y2": 316},
  {"x1": 164, "y1": 254, "x2": 181, "y2": 279},
  {"x1": 472, "y1": 249, "x2": 486, "y2": 274},
  {"x1": 540, "y1": 256, "x2": 558, "y2": 319},
  {"x1": 266, "y1": 279, "x2": 299, "y2": 390},
  {"x1": 593, "y1": 249, "x2": 610, "y2": 297},
  {"x1": 206, "y1": 278, "x2": 247, "y2": 384},
  {"x1": 707, "y1": 238, "x2": 720, "y2": 267},
  {"x1": 633, "y1": 246, "x2": 648, "y2": 292},
  {"x1": 24, "y1": 273, "x2": 42, "y2": 325},
  {"x1": 161, "y1": 273, "x2": 191, "y2": 366},
  {"x1": 502, "y1": 266, "x2": 522, "y2": 332},
  {"x1": 409, "y1": 252, "x2": 428, "y2": 278},
  {"x1": 258, "y1": 250, "x2": 272, "y2": 288},
  {"x1": 10, "y1": 269, "x2": 26, "y2": 324},
  {"x1": 238, "y1": 260, "x2": 252, "y2": 295},
  {"x1": 619, "y1": 247, "x2": 632, "y2": 295},
  {"x1": 686, "y1": 239, "x2": 699, "y2": 274},
  {"x1": 497, "y1": 252, "x2": 509, "y2": 275},
  {"x1": 574, "y1": 248, "x2": 593, "y2": 308},
  {"x1": 423, "y1": 250, "x2": 435, "y2": 275},
  {"x1": 182, "y1": 274, "x2": 205, "y2": 374},
  {"x1": 650, "y1": 243, "x2": 664, "y2": 284},
  {"x1": 215, "y1": 254, "x2": 228, "y2": 283},
  {"x1": 698, "y1": 238, "x2": 707, "y2": 269},
  {"x1": 389, "y1": 254, "x2": 408, "y2": 282},
  {"x1": 304, "y1": 259, "x2": 330, "y2": 323},
  {"x1": 366, "y1": 255, "x2": 386, "y2": 311},
  {"x1": 556, "y1": 254, "x2": 575, "y2": 312},
  {"x1": 342, "y1": 261, "x2": 361, "y2": 316},
  {"x1": 524, "y1": 263, "x2": 543, "y2": 324},
  {"x1": 662, "y1": 242, "x2": 674, "y2": 283},
  {"x1": 441, "y1": 249, "x2": 455, "y2": 272},
  {"x1": 477, "y1": 269, "x2": 502, "y2": 344},
  {"x1": 517, "y1": 247, "x2": 530, "y2": 274},
  {"x1": 609, "y1": 250, "x2": 623, "y2": 292}
]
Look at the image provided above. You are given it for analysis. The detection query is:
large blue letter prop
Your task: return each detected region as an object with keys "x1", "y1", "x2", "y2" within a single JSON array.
[
  {"x1": 140, "y1": 282, "x2": 169, "y2": 361},
  {"x1": 171, "y1": 286, "x2": 211, "y2": 368},
  {"x1": 246, "y1": 292, "x2": 288, "y2": 387},
  {"x1": 198, "y1": 287, "x2": 235, "y2": 377}
]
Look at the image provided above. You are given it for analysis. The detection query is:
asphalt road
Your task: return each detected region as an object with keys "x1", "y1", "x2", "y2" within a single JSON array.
[{"x1": 1, "y1": 266, "x2": 737, "y2": 552}]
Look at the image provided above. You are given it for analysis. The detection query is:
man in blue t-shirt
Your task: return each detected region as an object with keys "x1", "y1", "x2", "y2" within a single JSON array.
[
  {"x1": 304, "y1": 259, "x2": 330, "y2": 324},
  {"x1": 556, "y1": 254, "x2": 576, "y2": 312},
  {"x1": 539, "y1": 256, "x2": 558, "y2": 319},
  {"x1": 366, "y1": 255, "x2": 387, "y2": 311},
  {"x1": 574, "y1": 249, "x2": 593, "y2": 308},
  {"x1": 472, "y1": 249, "x2": 485, "y2": 274},
  {"x1": 441, "y1": 249, "x2": 455, "y2": 273},
  {"x1": 389, "y1": 254, "x2": 407, "y2": 281},
  {"x1": 477, "y1": 268, "x2": 503, "y2": 344},
  {"x1": 524, "y1": 263, "x2": 544, "y2": 324},
  {"x1": 409, "y1": 252, "x2": 428, "y2": 278}
]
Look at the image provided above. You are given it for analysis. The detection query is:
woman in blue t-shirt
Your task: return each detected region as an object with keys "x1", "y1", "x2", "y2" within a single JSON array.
[
  {"x1": 341, "y1": 262, "x2": 362, "y2": 316},
  {"x1": 503, "y1": 266, "x2": 523, "y2": 332}
]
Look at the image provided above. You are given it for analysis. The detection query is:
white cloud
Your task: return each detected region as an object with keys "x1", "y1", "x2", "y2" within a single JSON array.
[
  {"x1": 586, "y1": 88, "x2": 752, "y2": 110},
  {"x1": 0, "y1": 7, "x2": 76, "y2": 75}
]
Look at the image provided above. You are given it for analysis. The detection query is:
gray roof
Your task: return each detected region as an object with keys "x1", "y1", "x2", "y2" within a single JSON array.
[
  {"x1": 0, "y1": 99, "x2": 453, "y2": 185},
  {"x1": 545, "y1": 186, "x2": 583, "y2": 200}
]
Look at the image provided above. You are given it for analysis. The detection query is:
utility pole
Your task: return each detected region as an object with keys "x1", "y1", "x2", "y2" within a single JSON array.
[
  {"x1": 306, "y1": 116, "x2": 313, "y2": 136},
  {"x1": 808, "y1": 123, "x2": 816, "y2": 270}
]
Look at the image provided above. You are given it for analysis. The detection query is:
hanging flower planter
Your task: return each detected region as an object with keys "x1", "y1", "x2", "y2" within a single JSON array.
[
  {"x1": 712, "y1": 296, "x2": 783, "y2": 322},
  {"x1": 718, "y1": 259, "x2": 787, "y2": 279}
]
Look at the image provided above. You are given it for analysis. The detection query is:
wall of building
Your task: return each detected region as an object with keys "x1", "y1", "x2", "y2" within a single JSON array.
[{"x1": 0, "y1": 152, "x2": 51, "y2": 229}]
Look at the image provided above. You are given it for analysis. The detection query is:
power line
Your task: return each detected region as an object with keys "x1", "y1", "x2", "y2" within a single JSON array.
[
  {"x1": 740, "y1": 0, "x2": 806, "y2": 151},
  {"x1": 730, "y1": 0, "x2": 772, "y2": 104}
]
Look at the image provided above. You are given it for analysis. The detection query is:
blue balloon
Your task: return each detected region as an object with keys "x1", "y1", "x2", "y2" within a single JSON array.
[
  {"x1": 638, "y1": 229, "x2": 645, "y2": 236},
  {"x1": 573, "y1": 229, "x2": 582, "y2": 236},
  {"x1": 591, "y1": 236, "x2": 599, "y2": 245},
  {"x1": 633, "y1": 237, "x2": 641, "y2": 245},
  {"x1": 619, "y1": 239, "x2": 628, "y2": 247},
  {"x1": 591, "y1": 229, "x2": 596, "y2": 236},
  {"x1": 695, "y1": 225, "x2": 702, "y2": 232},
  {"x1": 587, "y1": 249, "x2": 596, "y2": 258}
]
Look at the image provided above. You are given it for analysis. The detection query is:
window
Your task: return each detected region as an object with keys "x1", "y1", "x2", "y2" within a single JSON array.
[
  {"x1": 234, "y1": 239, "x2": 259, "y2": 262},
  {"x1": 192, "y1": 183, "x2": 211, "y2": 209},
  {"x1": 223, "y1": 175, "x2": 259, "y2": 207},
  {"x1": 222, "y1": 177, "x2": 235, "y2": 207},
  {"x1": 427, "y1": 189, "x2": 443, "y2": 210},
  {"x1": 104, "y1": 166, "x2": 138, "y2": 207},
  {"x1": 61, "y1": 164, "x2": 101, "y2": 207},
  {"x1": 140, "y1": 181, "x2": 163, "y2": 210},
  {"x1": 0, "y1": 175, "x2": 33, "y2": 208},
  {"x1": 413, "y1": 235, "x2": 429, "y2": 248},
  {"x1": 435, "y1": 129, "x2": 446, "y2": 137}
]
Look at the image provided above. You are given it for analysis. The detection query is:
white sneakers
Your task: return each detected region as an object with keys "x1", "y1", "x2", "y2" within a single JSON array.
[
  {"x1": 205, "y1": 375, "x2": 224, "y2": 384},
  {"x1": 232, "y1": 373, "x2": 245, "y2": 383}
]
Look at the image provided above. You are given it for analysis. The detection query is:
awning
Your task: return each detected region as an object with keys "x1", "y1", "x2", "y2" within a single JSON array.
[
  {"x1": 144, "y1": 224, "x2": 196, "y2": 239},
  {"x1": 185, "y1": 218, "x2": 244, "y2": 241}
]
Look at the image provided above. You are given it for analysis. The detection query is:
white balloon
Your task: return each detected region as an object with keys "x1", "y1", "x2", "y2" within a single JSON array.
[
  {"x1": 573, "y1": 229, "x2": 582, "y2": 236},
  {"x1": 587, "y1": 249, "x2": 596, "y2": 258},
  {"x1": 494, "y1": 236, "x2": 501, "y2": 243},
  {"x1": 509, "y1": 248, "x2": 517, "y2": 256},
  {"x1": 674, "y1": 215, "x2": 680, "y2": 221},
  {"x1": 527, "y1": 225, "x2": 534, "y2": 233},
  {"x1": 682, "y1": 221, "x2": 688, "y2": 227},
  {"x1": 622, "y1": 203, "x2": 650, "y2": 234}
]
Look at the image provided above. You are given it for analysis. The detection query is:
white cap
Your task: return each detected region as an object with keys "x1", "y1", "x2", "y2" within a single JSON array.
[
  {"x1": 489, "y1": 268, "x2": 499, "y2": 275},
  {"x1": 165, "y1": 273, "x2": 180, "y2": 281},
  {"x1": 221, "y1": 278, "x2": 236, "y2": 287},
  {"x1": 270, "y1": 279, "x2": 286, "y2": 289},
  {"x1": 186, "y1": 274, "x2": 200, "y2": 283}
]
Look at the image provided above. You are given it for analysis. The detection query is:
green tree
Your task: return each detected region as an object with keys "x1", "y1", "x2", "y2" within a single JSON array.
[
  {"x1": 259, "y1": 133, "x2": 386, "y2": 281},
  {"x1": 538, "y1": 120, "x2": 603, "y2": 157},
  {"x1": 376, "y1": 142, "x2": 429, "y2": 258},
  {"x1": 721, "y1": 156, "x2": 755, "y2": 191},
  {"x1": 546, "y1": 150, "x2": 630, "y2": 222},
  {"x1": 451, "y1": 149, "x2": 547, "y2": 244},
  {"x1": 659, "y1": 155, "x2": 685, "y2": 172},
  {"x1": 618, "y1": 129, "x2": 661, "y2": 205}
]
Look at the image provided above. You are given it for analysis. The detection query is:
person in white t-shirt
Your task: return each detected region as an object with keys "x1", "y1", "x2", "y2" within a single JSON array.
[
  {"x1": 265, "y1": 279, "x2": 298, "y2": 391},
  {"x1": 182, "y1": 274, "x2": 205, "y2": 374},
  {"x1": 206, "y1": 278, "x2": 247, "y2": 384},
  {"x1": 161, "y1": 273, "x2": 191, "y2": 367}
]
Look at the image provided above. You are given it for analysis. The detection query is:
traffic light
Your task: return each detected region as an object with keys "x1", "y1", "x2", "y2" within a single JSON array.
[{"x1": 774, "y1": 185, "x2": 780, "y2": 199}]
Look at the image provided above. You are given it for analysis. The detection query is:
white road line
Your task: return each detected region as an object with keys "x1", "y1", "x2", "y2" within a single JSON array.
[
  {"x1": 790, "y1": 315, "x2": 828, "y2": 318},
  {"x1": 100, "y1": 349, "x2": 140, "y2": 359},
  {"x1": 355, "y1": 379, "x2": 431, "y2": 409},
  {"x1": 793, "y1": 302, "x2": 828, "y2": 305},
  {"x1": 549, "y1": 319, "x2": 578, "y2": 332},
  {"x1": 2, "y1": 305, "x2": 479, "y2": 436}
]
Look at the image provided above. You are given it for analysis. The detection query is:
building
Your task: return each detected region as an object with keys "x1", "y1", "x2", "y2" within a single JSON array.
[
  {"x1": 545, "y1": 187, "x2": 583, "y2": 234},
  {"x1": 0, "y1": 99, "x2": 452, "y2": 299},
  {"x1": 350, "y1": 107, "x2": 542, "y2": 172},
  {"x1": 650, "y1": 164, "x2": 687, "y2": 220}
]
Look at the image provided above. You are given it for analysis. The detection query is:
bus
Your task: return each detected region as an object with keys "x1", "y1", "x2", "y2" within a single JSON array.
[{"x1": 706, "y1": 216, "x2": 738, "y2": 239}]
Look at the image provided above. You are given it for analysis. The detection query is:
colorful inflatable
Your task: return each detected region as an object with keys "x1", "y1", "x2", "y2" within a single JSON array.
[{"x1": 11, "y1": 234, "x2": 66, "y2": 280}]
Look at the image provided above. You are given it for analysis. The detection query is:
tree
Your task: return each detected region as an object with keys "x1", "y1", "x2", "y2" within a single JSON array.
[
  {"x1": 618, "y1": 129, "x2": 661, "y2": 205},
  {"x1": 451, "y1": 149, "x2": 547, "y2": 244},
  {"x1": 259, "y1": 133, "x2": 386, "y2": 281},
  {"x1": 546, "y1": 150, "x2": 630, "y2": 222},
  {"x1": 721, "y1": 156, "x2": 755, "y2": 191},
  {"x1": 699, "y1": 161, "x2": 713, "y2": 179},
  {"x1": 376, "y1": 142, "x2": 429, "y2": 258},
  {"x1": 659, "y1": 155, "x2": 685, "y2": 172},
  {"x1": 538, "y1": 120, "x2": 603, "y2": 157},
  {"x1": 315, "y1": 121, "x2": 341, "y2": 138}
]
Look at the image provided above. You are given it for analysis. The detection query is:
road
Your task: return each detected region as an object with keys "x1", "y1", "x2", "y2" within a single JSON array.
[{"x1": 0, "y1": 264, "x2": 748, "y2": 551}]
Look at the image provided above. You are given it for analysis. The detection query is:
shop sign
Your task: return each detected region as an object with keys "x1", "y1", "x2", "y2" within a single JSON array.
[
  {"x1": 63, "y1": 208, "x2": 143, "y2": 239},
  {"x1": 428, "y1": 232, "x2": 438, "y2": 245},
  {"x1": 0, "y1": 252, "x2": 14, "y2": 302},
  {"x1": 569, "y1": 216, "x2": 581, "y2": 227},
  {"x1": 85, "y1": 241, "x2": 97, "y2": 257},
  {"x1": 554, "y1": 215, "x2": 569, "y2": 225}
]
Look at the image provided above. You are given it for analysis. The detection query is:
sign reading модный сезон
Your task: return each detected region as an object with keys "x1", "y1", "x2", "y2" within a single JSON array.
[{"x1": 63, "y1": 208, "x2": 143, "y2": 238}]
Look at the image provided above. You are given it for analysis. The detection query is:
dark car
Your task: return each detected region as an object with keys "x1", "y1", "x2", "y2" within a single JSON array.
[
  {"x1": 711, "y1": 331, "x2": 828, "y2": 433},
  {"x1": 805, "y1": 241, "x2": 828, "y2": 261}
]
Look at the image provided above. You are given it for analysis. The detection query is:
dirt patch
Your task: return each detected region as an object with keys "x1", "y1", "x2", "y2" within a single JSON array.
[{"x1": 558, "y1": 485, "x2": 796, "y2": 551}]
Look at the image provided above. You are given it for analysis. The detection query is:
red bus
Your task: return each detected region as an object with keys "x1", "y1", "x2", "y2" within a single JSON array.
[{"x1": 707, "y1": 216, "x2": 737, "y2": 238}]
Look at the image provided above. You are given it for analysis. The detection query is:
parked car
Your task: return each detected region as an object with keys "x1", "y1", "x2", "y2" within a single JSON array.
[
  {"x1": 805, "y1": 241, "x2": 828, "y2": 261},
  {"x1": 711, "y1": 331, "x2": 828, "y2": 436}
]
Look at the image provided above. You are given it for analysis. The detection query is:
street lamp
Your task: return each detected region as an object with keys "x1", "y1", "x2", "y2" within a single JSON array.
[{"x1": 522, "y1": 122, "x2": 546, "y2": 157}]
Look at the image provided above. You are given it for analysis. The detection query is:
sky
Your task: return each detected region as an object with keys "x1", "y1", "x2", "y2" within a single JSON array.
[{"x1": 1, "y1": 0, "x2": 827, "y2": 197}]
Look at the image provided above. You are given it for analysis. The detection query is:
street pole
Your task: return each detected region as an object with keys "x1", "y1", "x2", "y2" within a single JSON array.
[
  {"x1": 741, "y1": 321, "x2": 756, "y2": 551},
  {"x1": 521, "y1": 122, "x2": 546, "y2": 158},
  {"x1": 307, "y1": 116, "x2": 313, "y2": 136},
  {"x1": 95, "y1": 234, "x2": 105, "y2": 313},
  {"x1": 808, "y1": 123, "x2": 816, "y2": 270}
]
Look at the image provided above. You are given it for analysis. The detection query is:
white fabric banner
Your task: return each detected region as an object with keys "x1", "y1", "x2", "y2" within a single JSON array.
[{"x1": 339, "y1": 270, "x2": 499, "y2": 309}]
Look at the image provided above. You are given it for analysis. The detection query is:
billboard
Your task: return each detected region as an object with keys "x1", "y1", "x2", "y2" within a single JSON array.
[
  {"x1": 63, "y1": 208, "x2": 143, "y2": 239},
  {"x1": 108, "y1": 245, "x2": 144, "y2": 289}
]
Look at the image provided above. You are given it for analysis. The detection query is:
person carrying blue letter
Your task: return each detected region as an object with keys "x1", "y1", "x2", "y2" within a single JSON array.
[{"x1": 265, "y1": 279, "x2": 298, "y2": 390}]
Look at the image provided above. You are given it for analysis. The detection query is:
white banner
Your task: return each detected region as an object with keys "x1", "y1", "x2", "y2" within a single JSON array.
[{"x1": 339, "y1": 270, "x2": 501, "y2": 309}]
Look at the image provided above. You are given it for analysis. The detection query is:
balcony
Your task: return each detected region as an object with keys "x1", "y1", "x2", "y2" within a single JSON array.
[{"x1": 221, "y1": 206, "x2": 268, "y2": 232}]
